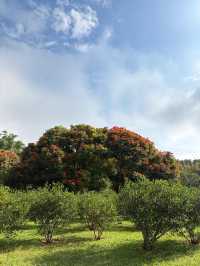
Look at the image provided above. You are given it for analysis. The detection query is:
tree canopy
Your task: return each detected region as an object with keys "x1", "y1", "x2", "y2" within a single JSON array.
[
  {"x1": 0, "y1": 131, "x2": 25, "y2": 155},
  {"x1": 5, "y1": 125, "x2": 180, "y2": 191}
]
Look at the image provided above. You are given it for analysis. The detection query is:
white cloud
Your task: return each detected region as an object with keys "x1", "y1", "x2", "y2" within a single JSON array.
[
  {"x1": 79, "y1": 42, "x2": 200, "y2": 159},
  {"x1": 44, "y1": 41, "x2": 57, "y2": 48},
  {"x1": 70, "y1": 7, "x2": 98, "y2": 39},
  {"x1": 0, "y1": 1, "x2": 50, "y2": 41},
  {"x1": 101, "y1": 27, "x2": 113, "y2": 41},
  {"x1": 74, "y1": 43, "x2": 93, "y2": 52},
  {"x1": 53, "y1": 8, "x2": 71, "y2": 34},
  {"x1": 52, "y1": 5, "x2": 98, "y2": 40},
  {"x1": 0, "y1": 41, "x2": 105, "y2": 143},
  {"x1": 0, "y1": 1, "x2": 99, "y2": 46}
]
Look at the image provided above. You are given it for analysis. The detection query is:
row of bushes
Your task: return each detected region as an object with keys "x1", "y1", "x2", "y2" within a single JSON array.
[
  {"x1": 1, "y1": 179, "x2": 200, "y2": 250},
  {"x1": 120, "y1": 178, "x2": 200, "y2": 250},
  {"x1": 0, "y1": 185, "x2": 117, "y2": 243}
]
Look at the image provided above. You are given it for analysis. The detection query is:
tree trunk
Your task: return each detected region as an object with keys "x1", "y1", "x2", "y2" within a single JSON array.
[{"x1": 143, "y1": 235, "x2": 154, "y2": 251}]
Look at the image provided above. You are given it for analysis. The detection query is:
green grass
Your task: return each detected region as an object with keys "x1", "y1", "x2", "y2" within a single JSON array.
[{"x1": 1, "y1": 222, "x2": 200, "y2": 266}]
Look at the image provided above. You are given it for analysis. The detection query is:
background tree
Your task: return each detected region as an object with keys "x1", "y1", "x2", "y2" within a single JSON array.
[
  {"x1": 0, "y1": 150, "x2": 19, "y2": 184},
  {"x1": 179, "y1": 159, "x2": 200, "y2": 187},
  {"x1": 0, "y1": 131, "x2": 25, "y2": 154},
  {"x1": 9, "y1": 125, "x2": 114, "y2": 190},
  {"x1": 6, "y1": 124, "x2": 179, "y2": 191},
  {"x1": 61, "y1": 125, "x2": 112, "y2": 191},
  {"x1": 106, "y1": 127, "x2": 179, "y2": 191},
  {"x1": 6, "y1": 143, "x2": 65, "y2": 188}
]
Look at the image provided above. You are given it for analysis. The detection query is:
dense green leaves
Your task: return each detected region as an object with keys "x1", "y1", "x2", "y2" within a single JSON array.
[
  {"x1": 107, "y1": 127, "x2": 179, "y2": 191},
  {"x1": 0, "y1": 131, "x2": 24, "y2": 154},
  {"x1": 174, "y1": 187, "x2": 200, "y2": 244},
  {"x1": 179, "y1": 160, "x2": 200, "y2": 188},
  {"x1": 1, "y1": 178, "x2": 200, "y2": 251},
  {"x1": 0, "y1": 150, "x2": 19, "y2": 184},
  {"x1": 28, "y1": 184, "x2": 77, "y2": 243},
  {"x1": 119, "y1": 178, "x2": 188, "y2": 250},
  {"x1": 79, "y1": 190, "x2": 117, "y2": 240},
  {"x1": 6, "y1": 124, "x2": 179, "y2": 191},
  {"x1": 0, "y1": 186, "x2": 27, "y2": 238},
  {"x1": 6, "y1": 143, "x2": 65, "y2": 188}
]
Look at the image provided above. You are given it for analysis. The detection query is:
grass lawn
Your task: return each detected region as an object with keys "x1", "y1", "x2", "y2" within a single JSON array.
[{"x1": 1, "y1": 222, "x2": 200, "y2": 266}]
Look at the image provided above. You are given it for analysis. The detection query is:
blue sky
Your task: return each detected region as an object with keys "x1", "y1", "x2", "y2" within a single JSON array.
[{"x1": 1, "y1": 0, "x2": 200, "y2": 159}]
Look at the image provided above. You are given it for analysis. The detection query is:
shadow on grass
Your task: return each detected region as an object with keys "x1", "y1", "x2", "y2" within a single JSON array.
[
  {"x1": 0, "y1": 234, "x2": 91, "y2": 254},
  {"x1": 107, "y1": 223, "x2": 137, "y2": 233},
  {"x1": 0, "y1": 238, "x2": 40, "y2": 253},
  {"x1": 32, "y1": 238, "x2": 200, "y2": 266},
  {"x1": 21, "y1": 223, "x2": 37, "y2": 231}
]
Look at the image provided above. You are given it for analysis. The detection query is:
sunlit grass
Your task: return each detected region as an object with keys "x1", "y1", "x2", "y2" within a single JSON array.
[{"x1": 0, "y1": 222, "x2": 200, "y2": 266}]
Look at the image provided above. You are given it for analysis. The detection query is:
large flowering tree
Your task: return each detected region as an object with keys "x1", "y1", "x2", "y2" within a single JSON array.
[{"x1": 6, "y1": 125, "x2": 179, "y2": 191}]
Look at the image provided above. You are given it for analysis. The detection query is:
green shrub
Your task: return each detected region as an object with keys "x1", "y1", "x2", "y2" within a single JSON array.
[
  {"x1": 175, "y1": 187, "x2": 200, "y2": 245},
  {"x1": 28, "y1": 184, "x2": 77, "y2": 243},
  {"x1": 79, "y1": 190, "x2": 117, "y2": 240},
  {"x1": 119, "y1": 178, "x2": 187, "y2": 250},
  {"x1": 0, "y1": 186, "x2": 27, "y2": 238}
]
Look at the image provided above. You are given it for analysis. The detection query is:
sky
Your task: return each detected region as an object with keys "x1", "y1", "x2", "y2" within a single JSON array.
[{"x1": 1, "y1": 0, "x2": 200, "y2": 159}]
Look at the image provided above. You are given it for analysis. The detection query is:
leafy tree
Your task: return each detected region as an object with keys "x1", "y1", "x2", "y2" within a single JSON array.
[
  {"x1": 179, "y1": 159, "x2": 200, "y2": 188},
  {"x1": 180, "y1": 159, "x2": 200, "y2": 175},
  {"x1": 0, "y1": 186, "x2": 27, "y2": 238},
  {"x1": 175, "y1": 187, "x2": 200, "y2": 245},
  {"x1": 0, "y1": 131, "x2": 25, "y2": 154},
  {"x1": 179, "y1": 172, "x2": 200, "y2": 188},
  {"x1": 7, "y1": 143, "x2": 65, "y2": 188},
  {"x1": 60, "y1": 125, "x2": 114, "y2": 192},
  {"x1": 79, "y1": 190, "x2": 117, "y2": 240},
  {"x1": 119, "y1": 178, "x2": 187, "y2": 250},
  {"x1": 0, "y1": 150, "x2": 19, "y2": 184},
  {"x1": 9, "y1": 125, "x2": 114, "y2": 190},
  {"x1": 7, "y1": 124, "x2": 179, "y2": 191},
  {"x1": 28, "y1": 184, "x2": 77, "y2": 243},
  {"x1": 107, "y1": 127, "x2": 179, "y2": 191}
]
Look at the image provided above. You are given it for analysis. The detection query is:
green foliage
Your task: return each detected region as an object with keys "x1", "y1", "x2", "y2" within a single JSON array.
[
  {"x1": 28, "y1": 184, "x2": 77, "y2": 243},
  {"x1": 179, "y1": 160, "x2": 200, "y2": 187},
  {"x1": 0, "y1": 150, "x2": 19, "y2": 184},
  {"x1": 174, "y1": 187, "x2": 200, "y2": 245},
  {"x1": 6, "y1": 124, "x2": 179, "y2": 191},
  {"x1": 6, "y1": 143, "x2": 65, "y2": 188},
  {"x1": 107, "y1": 127, "x2": 179, "y2": 191},
  {"x1": 0, "y1": 131, "x2": 25, "y2": 154},
  {"x1": 0, "y1": 186, "x2": 27, "y2": 238},
  {"x1": 59, "y1": 125, "x2": 115, "y2": 192},
  {"x1": 180, "y1": 172, "x2": 200, "y2": 187},
  {"x1": 79, "y1": 190, "x2": 117, "y2": 240},
  {"x1": 119, "y1": 178, "x2": 187, "y2": 250}
]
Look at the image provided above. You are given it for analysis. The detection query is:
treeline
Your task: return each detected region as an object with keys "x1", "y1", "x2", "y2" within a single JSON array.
[
  {"x1": 0, "y1": 125, "x2": 179, "y2": 191},
  {"x1": 179, "y1": 160, "x2": 200, "y2": 187},
  {"x1": 2, "y1": 178, "x2": 200, "y2": 251}
]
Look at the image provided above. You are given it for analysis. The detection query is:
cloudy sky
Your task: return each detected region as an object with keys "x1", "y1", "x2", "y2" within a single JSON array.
[{"x1": 1, "y1": 0, "x2": 200, "y2": 159}]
